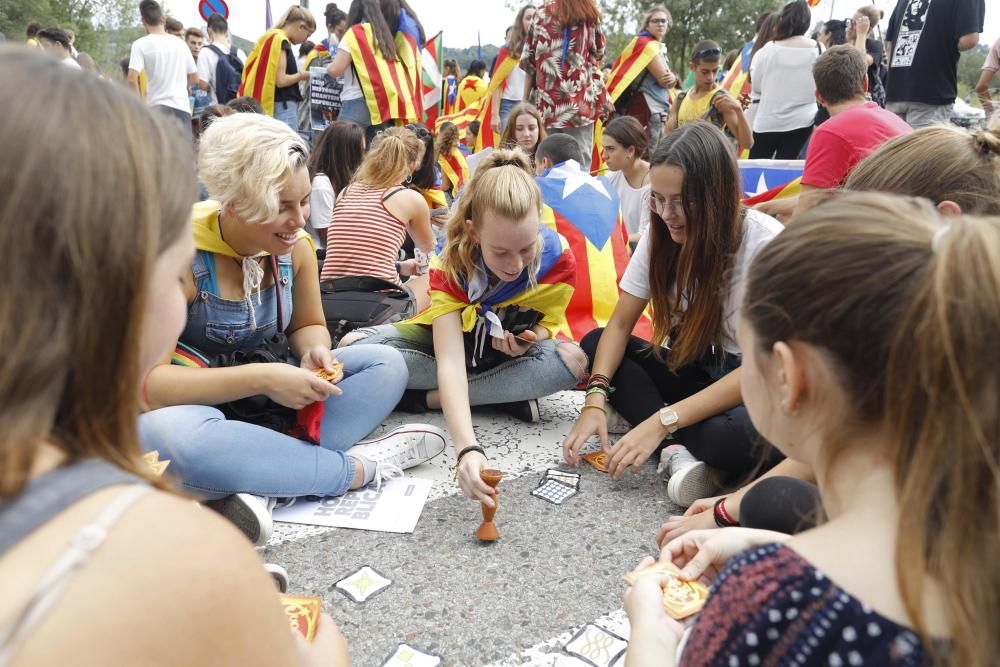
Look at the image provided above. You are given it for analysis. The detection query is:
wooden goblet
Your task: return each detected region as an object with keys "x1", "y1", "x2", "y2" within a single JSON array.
[{"x1": 476, "y1": 468, "x2": 504, "y2": 541}]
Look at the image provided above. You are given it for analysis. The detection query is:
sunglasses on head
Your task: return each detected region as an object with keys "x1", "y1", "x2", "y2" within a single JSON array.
[
  {"x1": 693, "y1": 47, "x2": 723, "y2": 59},
  {"x1": 406, "y1": 124, "x2": 431, "y2": 139}
]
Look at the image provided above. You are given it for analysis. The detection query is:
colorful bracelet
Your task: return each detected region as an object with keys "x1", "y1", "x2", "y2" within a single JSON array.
[
  {"x1": 585, "y1": 386, "x2": 609, "y2": 398},
  {"x1": 713, "y1": 497, "x2": 739, "y2": 528}
]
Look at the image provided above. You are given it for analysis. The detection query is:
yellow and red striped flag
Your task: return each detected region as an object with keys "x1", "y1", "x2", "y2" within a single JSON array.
[
  {"x1": 438, "y1": 146, "x2": 469, "y2": 197},
  {"x1": 238, "y1": 28, "x2": 289, "y2": 117},
  {"x1": 743, "y1": 177, "x2": 802, "y2": 205},
  {"x1": 457, "y1": 74, "x2": 488, "y2": 111},
  {"x1": 474, "y1": 47, "x2": 520, "y2": 151},
  {"x1": 591, "y1": 34, "x2": 662, "y2": 175},
  {"x1": 434, "y1": 102, "x2": 483, "y2": 134},
  {"x1": 343, "y1": 17, "x2": 421, "y2": 125}
]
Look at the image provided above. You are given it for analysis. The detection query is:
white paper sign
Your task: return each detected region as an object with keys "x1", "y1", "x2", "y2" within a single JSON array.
[{"x1": 272, "y1": 477, "x2": 433, "y2": 533}]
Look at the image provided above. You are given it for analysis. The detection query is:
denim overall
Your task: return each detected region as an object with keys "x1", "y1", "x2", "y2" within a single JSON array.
[{"x1": 182, "y1": 250, "x2": 294, "y2": 357}]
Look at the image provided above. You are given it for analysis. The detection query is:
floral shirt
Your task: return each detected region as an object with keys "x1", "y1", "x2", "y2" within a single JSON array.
[{"x1": 521, "y1": 0, "x2": 614, "y2": 129}]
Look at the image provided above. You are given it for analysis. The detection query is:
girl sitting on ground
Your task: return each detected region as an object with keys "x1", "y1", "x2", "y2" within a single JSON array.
[
  {"x1": 341, "y1": 148, "x2": 588, "y2": 508},
  {"x1": 0, "y1": 50, "x2": 348, "y2": 666},
  {"x1": 563, "y1": 122, "x2": 785, "y2": 508},
  {"x1": 602, "y1": 115, "x2": 652, "y2": 244},
  {"x1": 306, "y1": 120, "x2": 365, "y2": 250},
  {"x1": 320, "y1": 126, "x2": 435, "y2": 314},
  {"x1": 141, "y1": 114, "x2": 444, "y2": 547},
  {"x1": 627, "y1": 192, "x2": 999, "y2": 666},
  {"x1": 499, "y1": 102, "x2": 546, "y2": 167}
]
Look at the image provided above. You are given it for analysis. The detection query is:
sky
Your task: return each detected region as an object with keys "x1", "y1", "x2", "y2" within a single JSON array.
[{"x1": 167, "y1": 0, "x2": 999, "y2": 51}]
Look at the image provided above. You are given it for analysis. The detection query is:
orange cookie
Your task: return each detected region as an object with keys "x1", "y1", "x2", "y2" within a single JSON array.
[
  {"x1": 278, "y1": 594, "x2": 322, "y2": 641},
  {"x1": 624, "y1": 560, "x2": 709, "y2": 620},
  {"x1": 315, "y1": 359, "x2": 344, "y2": 384},
  {"x1": 582, "y1": 450, "x2": 609, "y2": 472}
]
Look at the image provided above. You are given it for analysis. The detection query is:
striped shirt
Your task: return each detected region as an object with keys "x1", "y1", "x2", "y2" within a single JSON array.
[{"x1": 320, "y1": 184, "x2": 408, "y2": 286}]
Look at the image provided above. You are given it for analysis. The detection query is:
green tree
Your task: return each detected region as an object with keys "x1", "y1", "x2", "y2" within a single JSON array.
[
  {"x1": 506, "y1": 0, "x2": 774, "y2": 68},
  {"x1": 957, "y1": 43, "x2": 989, "y2": 105}
]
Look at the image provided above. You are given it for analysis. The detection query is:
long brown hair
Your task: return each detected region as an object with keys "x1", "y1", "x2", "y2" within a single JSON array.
[
  {"x1": 845, "y1": 117, "x2": 1000, "y2": 215},
  {"x1": 647, "y1": 122, "x2": 743, "y2": 369},
  {"x1": 744, "y1": 192, "x2": 1000, "y2": 667},
  {"x1": 0, "y1": 49, "x2": 195, "y2": 497},
  {"x1": 506, "y1": 4, "x2": 536, "y2": 58},
  {"x1": 499, "y1": 102, "x2": 547, "y2": 158},
  {"x1": 553, "y1": 0, "x2": 600, "y2": 25}
]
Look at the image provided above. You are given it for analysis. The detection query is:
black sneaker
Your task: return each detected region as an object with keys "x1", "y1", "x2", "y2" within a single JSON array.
[{"x1": 498, "y1": 398, "x2": 540, "y2": 423}]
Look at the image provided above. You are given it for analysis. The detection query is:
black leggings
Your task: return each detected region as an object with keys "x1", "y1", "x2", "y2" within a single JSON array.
[
  {"x1": 748, "y1": 125, "x2": 814, "y2": 160},
  {"x1": 740, "y1": 476, "x2": 821, "y2": 535},
  {"x1": 581, "y1": 329, "x2": 783, "y2": 485}
]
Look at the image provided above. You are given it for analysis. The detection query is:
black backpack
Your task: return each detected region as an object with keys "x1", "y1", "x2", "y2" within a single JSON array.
[{"x1": 208, "y1": 44, "x2": 243, "y2": 104}]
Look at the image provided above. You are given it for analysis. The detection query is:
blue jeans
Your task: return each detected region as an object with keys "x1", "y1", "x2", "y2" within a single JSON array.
[
  {"x1": 273, "y1": 99, "x2": 300, "y2": 134},
  {"x1": 499, "y1": 98, "x2": 519, "y2": 130},
  {"x1": 138, "y1": 345, "x2": 408, "y2": 500},
  {"x1": 348, "y1": 323, "x2": 579, "y2": 404},
  {"x1": 338, "y1": 96, "x2": 392, "y2": 143}
]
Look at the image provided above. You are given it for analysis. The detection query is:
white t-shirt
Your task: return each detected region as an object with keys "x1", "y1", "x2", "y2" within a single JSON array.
[
  {"x1": 503, "y1": 63, "x2": 526, "y2": 101},
  {"x1": 197, "y1": 41, "x2": 247, "y2": 105},
  {"x1": 307, "y1": 174, "x2": 336, "y2": 250},
  {"x1": 338, "y1": 39, "x2": 363, "y2": 101},
  {"x1": 61, "y1": 57, "x2": 82, "y2": 70},
  {"x1": 619, "y1": 208, "x2": 783, "y2": 355},
  {"x1": 749, "y1": 40, "x2": 820, "y2": 134},
  {"x1": 129, "y1": 34, "x2": 198, "y2": 113},
  {"x1": 605, "y1": 170, "x2": 651, "y2": 237}
]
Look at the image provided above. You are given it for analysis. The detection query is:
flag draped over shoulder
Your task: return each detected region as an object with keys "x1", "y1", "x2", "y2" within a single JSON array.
[
  {"x1": 591, "y1": 34, "x2": 662, "y2": 175},
  {"x1": 409, "y1": 225, "x2": 576, "y2": 341},
  {"x1": 343, "y1": 11, "x2": 422, "y2": 126},
  {"x1": 536, "y1": 161, "x2": 652, "y2": 341},
  {"x1": 238, "y1": 28, "x2": 289, "y2": 117},
  {"x1": 303, "y1": 42, "x2": 329, "y2": 69},
  {"x1": 457, "y1": 74, "x2": 487, "y2": 111},
  {"x1": 422, "y1": 31, "x2": 444, "y2": 127},
  {"x1": 474, "y1": 47, "x2": 520, "y2": 151},
  {"x1": 191, "y1": 200, "x2": 314, "y2": 259},
  {"x1": 438, "y1": 146, "x2": 469, "y2": 197},
  {"x1": 721, "y1": 40, "x2": 753, "y2": 100}
]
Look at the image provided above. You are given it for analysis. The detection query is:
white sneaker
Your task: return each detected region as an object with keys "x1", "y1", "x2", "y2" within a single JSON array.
[
  {"x1": 347, "y1": 424, "x2": 447, "y2": 488},
  {"x1": 662, "y1": 445, "x2": 723, "y2": 508},
  {"x1": 605, "y1": 404, "x2": 632, "y2": 435},
  {"x1": 264, "y1": 563, "x2": 290, "y2": 593},
  {"x1": 205, "y1": 493, "x2": 274, "y2": 547}
]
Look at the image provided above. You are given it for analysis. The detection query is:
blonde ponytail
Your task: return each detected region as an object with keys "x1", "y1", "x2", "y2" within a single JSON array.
[{"x1": 351, "y1": 127, "x2": 424, "y2": 189}]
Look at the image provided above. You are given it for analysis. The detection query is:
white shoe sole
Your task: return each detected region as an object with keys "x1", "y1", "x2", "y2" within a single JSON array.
[
  {"x1": 354, "y1": 424, "x2": 447, "y2": 470},
  {"x1": 666, "y1": 462, "x2": 720, "y2": 509}
]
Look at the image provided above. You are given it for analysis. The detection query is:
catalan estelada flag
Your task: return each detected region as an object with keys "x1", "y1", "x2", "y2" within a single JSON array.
[
  {"x1": 438, "y1": 146, "x2": 469, "y2": 197},
  {"x1": 343, "y1": 13, "x2": 422, "y2": 125},
  {"x1": 743, "y1": 177, "x2": 802, "y2": 205},
  {"x1": 443, "y1": 75, "x2": 459, "y2": 115},
  {"x1": 721, "y1": 40, "x2": 754, "y2": 100},
  {"x1": 434, "y1": 102, "x2": 482, "y2": 134},
  {"x1": 239, "y1": 28, "x2": 290, "y2": 117},
  {"x1": 422, "y1": 31, "x2": 444, "y2": 127},
  {"x1": 591, "y1": 34, "x2": 662, "y2": 175},
  {"x1": 457, "y1": 74, "x2": 487, "y2": 111},
  {"x1": 474, "y1": 47, "x2": 520, "y2": 151},
  {"x1": 409, "y1": 225, "x2": 576, "y2": 369},
  {"x1": 536, "y1": 160, "x2": 652, "y2": 341}
]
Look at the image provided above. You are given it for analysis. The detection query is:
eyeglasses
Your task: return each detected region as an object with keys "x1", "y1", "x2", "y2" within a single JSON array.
[
  {"x1": 651, "y1": 196, "x2": 684, "y2": 217},
  {"x1": 693, "y1": 46, "x2": 723, "y2": 59},
  {"x1": 649, "y1": 18, "x2": 669, "y2": 25}
]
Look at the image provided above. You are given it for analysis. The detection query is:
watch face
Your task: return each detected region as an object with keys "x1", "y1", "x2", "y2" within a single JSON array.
[{"x1": 660, "y1": 408, "x2": 678, "y2": 427}]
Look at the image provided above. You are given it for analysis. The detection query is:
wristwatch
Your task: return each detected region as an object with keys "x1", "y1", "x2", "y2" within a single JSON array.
[{"x1": 659, "y1": 406, "x2": 680, "y2": 435}]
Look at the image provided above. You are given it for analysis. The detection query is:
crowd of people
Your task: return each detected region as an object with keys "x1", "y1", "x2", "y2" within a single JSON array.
[{"x1": 2, "y1": 0, "x2": 999, "y2": 664}]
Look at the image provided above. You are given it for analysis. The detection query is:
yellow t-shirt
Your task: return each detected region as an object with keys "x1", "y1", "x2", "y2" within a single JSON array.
[{"x1": 677, "y1": 86, "x2": 722, "y2": 127}]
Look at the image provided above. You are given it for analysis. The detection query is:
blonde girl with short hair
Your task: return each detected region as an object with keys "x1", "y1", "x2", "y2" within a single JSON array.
[
  {"x1": 141, "y1": 113, "x2": 445, "y2": 545},
  {"x1": 342, "y1": 148, "x2": 588, "y2": 506},
  {"x1": 319, "y1": 126, "x2": 435, "y2": 312},
  {"x1": 0, "y1": 50, "x2": 349, "y2": 666}
]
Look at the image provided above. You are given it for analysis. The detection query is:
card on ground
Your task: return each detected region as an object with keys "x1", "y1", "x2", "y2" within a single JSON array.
[
  {"x1": 334, "y1": 565, "x2": 392, "y2": 603},
  {"x1": 532, "y1": 478, "x2": 578, "y2": 504},
  {"x1": 544, "y1": 469, "x2": 581, "y2": 490},
  {"x1": 381, "y1": 643, "x2": 442, "y2": 667},
  {"x1": 278, "y1": 595, "x2": 322, "y2": 641},
  {"x1": 563, "y1": 623, "x2": 628, "y2": 667},
  {"x1": 582, "y1": 451, "x2": 609, "y2": 473}
]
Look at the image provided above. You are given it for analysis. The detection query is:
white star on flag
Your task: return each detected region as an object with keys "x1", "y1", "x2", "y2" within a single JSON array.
[{"x1": 549, "y1": 161, "x2": 613, "y2": 201}]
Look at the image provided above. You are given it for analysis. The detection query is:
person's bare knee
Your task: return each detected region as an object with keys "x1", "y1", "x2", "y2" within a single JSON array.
[
  {"x1": 337, "y1": 330, "x2": 370, "y2": 348},
  {"x1": 556, "y1": 342, "x2": 588, "y2": 381}
]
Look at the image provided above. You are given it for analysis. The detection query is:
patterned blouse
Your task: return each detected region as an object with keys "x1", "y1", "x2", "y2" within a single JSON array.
[
  {"x1": 680, "y1": 543, "x2": 943, "y2": 666},
  {"x1": 520, "y1": 0, "x2": 614, "y2": 129}
]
